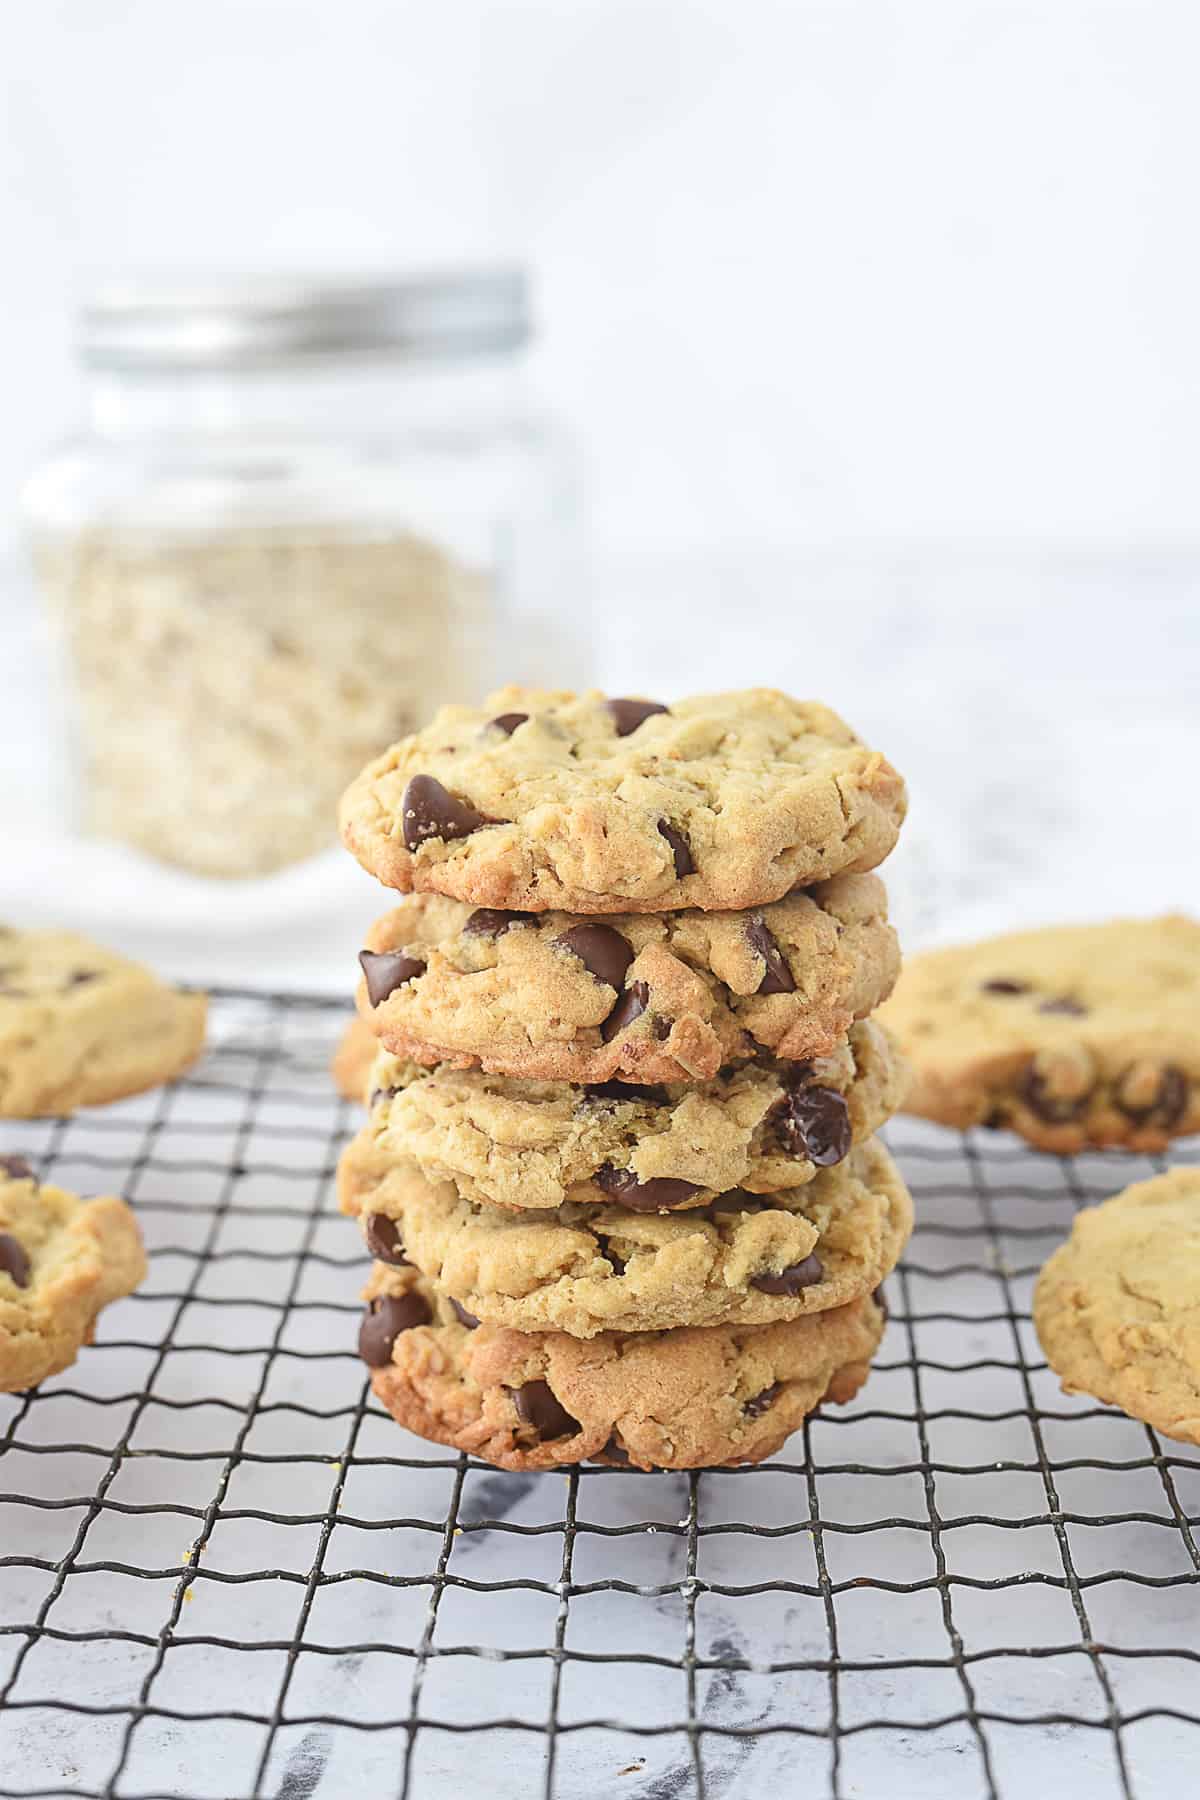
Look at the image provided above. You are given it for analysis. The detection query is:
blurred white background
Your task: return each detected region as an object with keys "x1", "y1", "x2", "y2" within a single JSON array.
[{"x1": 0, "y1": 0, "x2": 1197, "y2": 982}]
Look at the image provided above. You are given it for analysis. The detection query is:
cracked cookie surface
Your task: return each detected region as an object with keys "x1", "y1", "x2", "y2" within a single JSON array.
[
  {"x1": 880, "y1": 916, "x2": 1200, "y2": 1151},
  {"x1": 1033, "y1": 1168, "x2": 1200, "y2": 1444},
  {"x1": 339, "y1": 1134, "x2": 911, "y2": 1337},
  {"x1": 0, "y1": 1161, "x2": 147, "y2": 1390},
  {"x1": 362, "y1": 1020, "x2": 905, "y2": 1212},
  {"x1": 359, "y1": 1268, "x2": 886, "y2": 1470},
  {"x1": 355, "y1": 874, "x2": 898, "y2": 1084},
  {"x1": 0, "y1": 926, "x2": 206, "y2": 1117},
  {"x1": 340, "y1": 686, "x2": 906, "y2": 914}
]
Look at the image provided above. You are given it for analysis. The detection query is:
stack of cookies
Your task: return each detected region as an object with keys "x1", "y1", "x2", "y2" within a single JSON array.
[{"x1": 335, "y1": 687, "x2": 913, "y2": 1470}]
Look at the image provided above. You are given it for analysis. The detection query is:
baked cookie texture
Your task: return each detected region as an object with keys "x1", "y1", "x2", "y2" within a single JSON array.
[
  {"x1": 332, "y1": 1016, "x2": 377, "y2": 1104},
  {"x1": 340, "y1": 1134, "x2": 912, "y2": 1337},
  {"x1": 363, "y1": 1020, "x2": 906, "y2": 1212},
  {"x1": 1034, "y1": 1169, "x2": 1200, "y2": 1444},
  {"x1": 880, "y1": 915, "x2": 1200, "y2": 1152},
  {"x1": 339, "y1": 686, "x2": 906, "y2": 915},
  {"x1": 0, "y1": 927, "x2": 206, "y2": 1117},
  {"x1": 0, "y1": 1161, "x2": 147, "y2": 1391},
  {"x1": 355, "y1": 874, "x2": 898, "y2": 1083},
  {"x1": 361, "y1": 1270, "x2": 886, "y2": 1470}
]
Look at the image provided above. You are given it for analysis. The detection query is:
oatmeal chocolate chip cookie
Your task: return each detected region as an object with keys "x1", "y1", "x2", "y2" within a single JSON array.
[
  {"x1": 360, "y1": 1268, "x2": 885, "y2": 1470},
  {"x1": 339, "y1": 1134, "x2": 911, "y2": 1337},
  {"x1": 339, "y1": 686, "x2": 906, "y2": 914},
  {"x1": 1034, "y1": 1169, "x2": 1200, "y2": 1444},
  {"x1": 355, "y1": 874, "x2": 899, "y2": 1084},
  {"x1": 363, "y1": 1019, "x2": 906, "y2": 1212},
  {"x1": 0, "y1": 1161, "x2": 147, "y2": 1390},
  {"x1": 879, "y1": 916, "x2": 1200, "y2": 1152},
  {"x1": 332, "y1": 1016, "x2": 377, "y2": 1105},
  {"x1": 0, "y1": 927, "x2": 206, "y2": 1117}
]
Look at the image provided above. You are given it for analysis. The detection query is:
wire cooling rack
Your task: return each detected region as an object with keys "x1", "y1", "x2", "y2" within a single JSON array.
[{"x1": 0, "y1": 989, "x2": 1197, "y2": 1800}]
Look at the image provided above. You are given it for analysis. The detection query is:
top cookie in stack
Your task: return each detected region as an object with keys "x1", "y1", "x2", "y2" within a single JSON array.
[{"x1": 338, "y1": 686, "x2": 912, "y2": 1471}]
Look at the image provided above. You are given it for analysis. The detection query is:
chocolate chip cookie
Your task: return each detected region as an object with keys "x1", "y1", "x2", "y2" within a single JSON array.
[
  {"x1": 360, "y1": 1268, "x2": 885, "y2": 1470},
  {"x1": 355, "y1": 873, "x2": 899, "y2": 1084},
  {"x1": 363, "y1": 1019, "x2": 905, "y2": 1212},
  {"x1": 880, "y1": 916, "x2": 1200, "y2": 1152},
  {"x1": 1034, "y1": 1168, "x2": 1200, "y2": 1443},
  {"x1": 339, "y1": 1134, "x2": 911, "y2": 1337},
  {"x1": 339, "y1": 686, "x2": 906, "y2": 914},
  {"x1": 0, "y1": 1159, "x2": 147, "y2": 1390},
  {"x1": 332, "y1": 1016, "x2": 376, "y2": 1104},
  {"x1": 0, "y1": 927, "x2": 206, "y2": 1117}
]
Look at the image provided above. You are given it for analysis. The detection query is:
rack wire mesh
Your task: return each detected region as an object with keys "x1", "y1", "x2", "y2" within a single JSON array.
[{"x1": 0, "y1": 986, "x2": 1197, "y2": 1800}]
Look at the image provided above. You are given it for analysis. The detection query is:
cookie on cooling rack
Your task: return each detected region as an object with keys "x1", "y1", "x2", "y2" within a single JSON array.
[
  {"x1": 361, "y1": 1019, "x2": 906, "y2": 1212},
  {"x1": 339, "y1": 1133, "x2": 912, "y2": 1338},
  {"x1": 879, "y1": 915, "x2": 1200, "y2": 1152},
  {"x1": 356, "y1": 1268, "x2": 886, "y2": 1471},
  {"x1": 0, "y1": 925, "x2": 206, "y2": 1117},
  {"x1": 0, "y1": 1158, "x2": 147, "y2": 1391},
  {"x1": 1034, "y1": 1167, "x2": 1200, "y2": 1444},
  {"x1": 353, "y1": 873, "x2": 899, "y2": 1084},
  {"x1": 339, "y1": 685, "x2": 907, "y2": 915},
  {"x1": 331, "y1": 1015, "x2": 377, "y2": 1104}
]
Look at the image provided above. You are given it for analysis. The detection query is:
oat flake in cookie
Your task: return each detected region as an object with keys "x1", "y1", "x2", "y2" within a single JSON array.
[
  {"x1": 879, "y1": 915, "x2": 1200, "y2": 1152},
  {"x1": 339, "y1": 686, "x2": 907, "y2": 914}
]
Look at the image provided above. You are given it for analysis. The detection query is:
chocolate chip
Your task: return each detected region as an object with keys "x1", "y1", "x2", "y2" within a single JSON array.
[
  {"x1": 745, "y1": 918, "x2": 794, "y2": 995},
  {"x1": 595, "y1": 1164, "x2": 703, "y2": 1212},
  {"x1": 598, "y1": 1236, "x2": 627, "y2": 1275},
  {"x1": 601, "y1": 980, "x2": 649, "y2": 1043},
  {"x1": 368, "y1": 1085, "x2": 400, "y2": 1109},
  {"x1": 751, "y1": 1254, "x2": 825, "y2": 1295},
  {"x1": 1117, "y1": 1064, "x2": 1190, "y2": 1128},
  {"x1": 1017, "y1": 1062, "x2": 1091, "y2": 1123},
  {"x1": 358, "y1": 1292, "x2": 432, "y2": 1366},
  {"x1": 463, "y1": 908, "x2": 536, "y2": 938},
  {"x1": 707, "y1": 1190, "x2": 773, "y2": 1218},
  {"x1": 401, "y1": 774, "x2": 494, "y2": 850},
  {"x1": 658, "y1": 821, "x2": 695, "y2": 877},
  {"x1": 595, "y1": 1435, "x2": 631, "y2": 1465},
  {"x1": 651, "y1": 1015, "x2": 672, "y2": 1041},
  {"x1": 359, "y1": 948, "x2": 425, "y2": 1006},
  {"x1": 582, "y1": 1080, "x2": 669, "y2": 1105},
  {"x1": 1038, "y1": 997, "x2": 1088, "y2": 1016},
  {"x1": 744, "y1": 1382, "x2": 781, "y2": 1419},
  {"x1": 488, "y1": 712, "x2": 528, "y2": 735},
  {"x1": 0, "y1": 1233, "x2": 31, "y2": 1289},
  {"x1": 364, "y1": 1214, "x2": 410, "y2": 1266},
  {"x1": 511, "y1": 1379, "x2": 581, "y2": 1440},
  {"x1": 556, "y1": 924, "x2": 634, "y2": 991},
  {"x1": 777, "y1": 1084, "x2": 852, "y2": 1167},
  {"x1": 606, "y1": 697, "x2": 669, "y2": 736},
  {"x1": 449, "y1": 1298, "x2": 481, "y2": 1329},
  {"x1": 981, "y1": 978, "x2": 1030, "y2": 996},
  {"x1": 871, "y1": 1284, "x2": 889, "y2": 1323},
  {"x1": 0, "y1": 1156, "x2": 35, "y2": 1182}
]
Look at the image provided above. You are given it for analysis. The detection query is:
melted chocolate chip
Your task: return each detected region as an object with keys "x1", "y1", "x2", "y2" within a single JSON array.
[
  {"x1": 449, "y1": 1298, "x2": 481, "y2": 1329},
  {"x1": 556, "y1": 924, "x2": 634, "y2": 991},
  {"x1": 511, "y1": 1379, "x2": 581, "y2": 1440},
  {"x1": 0, "y1": 1233, "x2": 31, "y2": 1289},
  {"x1": 488, "y1": 712, "x2": 528, "y2": 735},
  {"x1": 582, "y1": 1080, "x2": 670, "y2": 1105},
  {"x1": 707, "y1": 1190, "x2": 773, "y2": 1218},
  {"x1": 745, "y1": 918, "x2": 795, "y2": 995},
  {"x1": 594, "y1": 1164, "x2": 703, "y2": 1212},
  {"x1": 401, "y1": 774, "x2": 494, "y2": 850},
  {"x1": 0, "y1": 1156, "x2": 34, "y2": 1182},
  {"x1": 657, "y1": 821, "x2": 695, "y2": 877},
  {"x1": 463, "y1": 908, "x2": 536, "y2": 938},
  {"x1": 1017, "y1": 1063, "x2": 1091, "y2": 1123},
  {"x1": 744, "y1": 1382, "x2": 781, "y2": 1419},
  {"x1": 751, "y1": 1254, "x2": 825, "y2": 1295},
  {"x1": 981, "y1": 978, "x2": 1030, "y2": 996},
  {"x1": 358, "y1": 1292, "x2": 431, "y2": 1366},
  {"x1": 1038, "y1": 997, "x2": 1088, "y2": 1016},
  {"x1": 364, "y1": 1214, "x2": 410, "y2": 1266},
  {"x1": 1117, "y1": 1064, "x2": 1190, "y2": 1128},
  {"x1": 651, "y1": 1015, "x2": 672, "y2": 1041},
  {"x1": 606, "y1": 697, "x2": 669, "y2": 736},
  {"x1": 359, "y1": 949, "x2": 425, "y2": 1006},
  {"x1": 777, "y1": 1085, "x2": 852, "y2": 1167},
  {"x1": 601, "y1": 980, "x2": 649, "y2": 1043}
]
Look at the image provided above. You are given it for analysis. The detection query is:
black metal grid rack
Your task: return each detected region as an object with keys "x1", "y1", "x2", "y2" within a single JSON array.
[{"x1": 0, "y1": 987, "x2": 1197, "y2": 1800}]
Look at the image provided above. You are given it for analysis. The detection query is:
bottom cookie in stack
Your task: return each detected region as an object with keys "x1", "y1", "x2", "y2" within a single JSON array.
[{"x1": 357, "y1": 1268, "x2": 887, "y2": 1471}]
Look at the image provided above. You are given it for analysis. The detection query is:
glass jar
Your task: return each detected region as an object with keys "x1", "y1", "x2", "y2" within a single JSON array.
[{"x1": 22, "y1": 273, "x2": 583, "y2": 879}]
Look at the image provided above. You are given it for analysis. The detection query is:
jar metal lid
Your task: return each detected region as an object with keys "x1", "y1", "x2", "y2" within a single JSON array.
[{"x1": 78, "y1": 270, "x2": 531, "y2": 370}]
